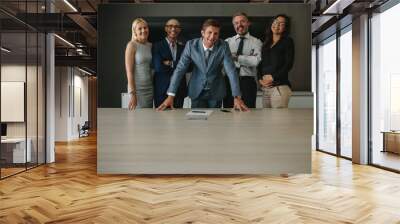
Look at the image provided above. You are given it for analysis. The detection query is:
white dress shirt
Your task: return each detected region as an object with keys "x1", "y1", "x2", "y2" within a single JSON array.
[
  {"x1": 225, "y1": 32, "x2": 262, "y2": 77},
  {"x1": 165, "y1": 37, "x2": 177, "y2": 61},
  {"x1": 202, "y1": 41, "x2": 214, "y2": 52}
]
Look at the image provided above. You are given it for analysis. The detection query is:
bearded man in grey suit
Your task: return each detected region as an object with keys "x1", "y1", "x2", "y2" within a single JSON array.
[{"x1": 157, "y1": 19, "x2": 248, "y2": 111}]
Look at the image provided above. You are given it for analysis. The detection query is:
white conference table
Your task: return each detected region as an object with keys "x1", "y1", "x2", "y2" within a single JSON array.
[{"x1": 98, "y1": 108, "x2": 312, "y2": 175}]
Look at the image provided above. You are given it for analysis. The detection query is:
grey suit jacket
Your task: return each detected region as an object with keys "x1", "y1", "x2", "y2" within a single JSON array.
[{"x1": 167, "y1": 38, "x2": 241, "y2": 100}]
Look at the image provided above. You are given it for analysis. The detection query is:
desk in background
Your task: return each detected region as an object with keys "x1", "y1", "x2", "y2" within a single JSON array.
[
  {"x1": 1, "y1": 138, "x2": 32, "y2": 164},
  {"x1": 382, "y1": 131, "x2": 400, "y2": 154}
]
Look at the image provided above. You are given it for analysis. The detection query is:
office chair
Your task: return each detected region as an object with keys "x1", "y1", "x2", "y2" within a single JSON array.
[{"x1": 79, "y1": 121, "x2": 90, "y2": 138}]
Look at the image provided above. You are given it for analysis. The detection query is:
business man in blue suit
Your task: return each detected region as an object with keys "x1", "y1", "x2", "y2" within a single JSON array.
[
  {"x1": 152, "y1": 19, "x2": 187, "y2": 108},
  {"x1": 157, "y1": 19, "x2": 248, "y2": 111}
]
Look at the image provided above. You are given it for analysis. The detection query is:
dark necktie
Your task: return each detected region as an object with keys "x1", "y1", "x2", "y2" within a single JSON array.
[
  {"x1": 236, "y1": 37, "x2": 245, "y2": 74},
  {"x1": 237, "y1": 37, "x2": 245, "y2": 56},
  {"x1": 205, "y1": 49, "x2": 211, "y2": 66}
]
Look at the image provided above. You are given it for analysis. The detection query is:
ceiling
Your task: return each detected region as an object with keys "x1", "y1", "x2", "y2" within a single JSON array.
[{"x1": 0, "y1": 0, "x2": 388, "y2": 75}]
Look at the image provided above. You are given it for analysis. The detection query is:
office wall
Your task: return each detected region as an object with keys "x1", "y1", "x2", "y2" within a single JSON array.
[
  {"x1": 55, "y1": 67, "x2": 89, "y2": 141},
  {"x1": 73, "y1": 73, "x2": 89, "y2": 138},
  {"x1": 55, "y1": 67, "x2": 70, "y2": 141}
]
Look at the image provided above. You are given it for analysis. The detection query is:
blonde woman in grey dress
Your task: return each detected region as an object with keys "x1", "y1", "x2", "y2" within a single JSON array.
[{"x1": 125, "y1": 18, "x2": 153, "y2": 110}]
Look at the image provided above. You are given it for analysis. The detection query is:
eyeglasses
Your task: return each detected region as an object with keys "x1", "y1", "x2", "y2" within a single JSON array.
[
  {"x1": 166, "y1": 25, "x2": 181, "y2": 29},
  {"x1": 272, "y1": 21, "x2": 286, "y2": 27}
]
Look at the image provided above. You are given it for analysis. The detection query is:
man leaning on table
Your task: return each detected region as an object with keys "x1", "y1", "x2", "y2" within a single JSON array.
[{"x1": 157, "y1": 19, "x2": 249, "y2": 111}]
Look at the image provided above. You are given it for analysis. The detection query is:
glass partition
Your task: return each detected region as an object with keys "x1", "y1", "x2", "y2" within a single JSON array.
[
  {"x1": 0, "y1": 1, "x2": 46, "y2": 179},
  {"x1": 27, "y1": 30, "x2": 38, "y2": 169},
  {"x1": 1, "y1": 29, "x2": 28, "y2": 178}
]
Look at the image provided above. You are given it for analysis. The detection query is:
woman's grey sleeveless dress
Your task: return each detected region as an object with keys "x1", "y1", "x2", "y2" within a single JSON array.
[{"x1": 133, "y1": 41, "x2": 153, "y2": 108}]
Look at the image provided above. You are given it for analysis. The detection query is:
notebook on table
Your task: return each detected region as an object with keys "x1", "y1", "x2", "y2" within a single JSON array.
[{"x1": 185, "y1": 110, "x2": 213, "y2": 120}]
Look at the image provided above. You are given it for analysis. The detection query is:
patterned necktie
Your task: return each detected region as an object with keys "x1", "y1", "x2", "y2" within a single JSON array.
[{"x1": 171, "y1": 42, "x2": 176, "y2": 61}]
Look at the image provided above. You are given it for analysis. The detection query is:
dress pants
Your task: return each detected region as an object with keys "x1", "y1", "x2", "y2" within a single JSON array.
[
  {"x1": 223, "y1": 76, "x2": 257, "y2": 108},
  {"x1": 154, "y1": 79, "x2": 187, "y2": 108},
  {"x1": 191, "y1": 89, "x2": 222, "y2": 108},
  {"x1": 261, "y1": 85, "x2": 292, "y2": 108}
]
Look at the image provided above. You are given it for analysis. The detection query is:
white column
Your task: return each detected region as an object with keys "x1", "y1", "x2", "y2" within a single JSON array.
[
  {"x1": 352, "y1": 14, "x2": 369, "y2": 164},
  {"x1": 46, "y1": 33, "x2": 55, "y2": 163},
  {"x1": 45, "y1": 1, "x2": 55, "y2": 163}
]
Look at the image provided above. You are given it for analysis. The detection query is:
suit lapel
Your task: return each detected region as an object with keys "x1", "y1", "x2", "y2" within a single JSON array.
[
  {"x1": 197, "y1": 39, "x2": 207, "y2": 72},
  {"x1": 162, "y1": 39, "x2": 173, "y2": 59},
  {"x1": 206, "y1": 40, "x2": 219, "y2": 71},
  {"x1": 177, "y1": 42, "x2": 184, "y2": 59}
]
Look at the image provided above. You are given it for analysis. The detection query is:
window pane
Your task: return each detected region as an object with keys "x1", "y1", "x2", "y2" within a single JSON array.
[
  {"x1": 318, "y1": 36, "x2": 337, "y2": 154},
  {"x1": 371, "y1": 3, "x2": 400, "y2": 171},
  {"x1": 340, "y1": 29, "x2": 352, "y2": 158}
]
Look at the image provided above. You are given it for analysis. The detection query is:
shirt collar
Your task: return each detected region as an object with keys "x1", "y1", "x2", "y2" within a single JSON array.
[
  {"x1": 165, "y1": 37, "x2": 177, "y2": 46},
  {"x1": 235, "y1": 32, "x2": 250, "y2": 40},
  {"x1": 202, "y1": 39, "x2": 214, "y2": 51}
]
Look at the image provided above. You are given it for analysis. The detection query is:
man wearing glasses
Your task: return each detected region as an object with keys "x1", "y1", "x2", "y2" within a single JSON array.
[{"x1": 152, "y1": 19, "x2": 187, "y2": 108}]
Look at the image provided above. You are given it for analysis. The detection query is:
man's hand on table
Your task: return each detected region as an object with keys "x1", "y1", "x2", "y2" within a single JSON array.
[
  {"x1": 156, "y1": 96, "x2": 175, "y2": 111},
  {"x1": 233, "y1": 96, "x2": 249, "y2": 112}
]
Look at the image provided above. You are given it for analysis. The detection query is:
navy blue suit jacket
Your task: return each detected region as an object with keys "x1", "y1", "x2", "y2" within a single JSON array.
[{"x1": 152, "y1": 39, "x2": 187, "y2": 107}]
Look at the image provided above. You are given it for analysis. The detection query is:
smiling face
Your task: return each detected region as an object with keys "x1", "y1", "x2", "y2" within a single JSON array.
[
  {"x1": 201, "y1": 25, "x2": 220, "y2": 48},
  {"x1": 165, "y1": 19, "x2": 181, "y2": 41},
  {"x1": 134, "y1": 21, "x2": 149, "y2": 42},
  {"x1": 233, "y1": 15, "x2": 250, "y2": 36},
  {"x1": 271, "y1": 16, "x2": 286, "y2": 35}
]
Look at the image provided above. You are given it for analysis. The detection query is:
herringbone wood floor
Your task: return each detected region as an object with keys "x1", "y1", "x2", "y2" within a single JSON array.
[{"x1": 1, "y1": 134, "x2": 400, "y2": 224}]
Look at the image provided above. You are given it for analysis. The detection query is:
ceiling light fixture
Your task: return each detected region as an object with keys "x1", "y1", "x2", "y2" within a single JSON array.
[
  {"x1": 63, "y1": 0, "x2": 78, "y2": 12},
  {"x1": 322, "y1": 0, "x2": 353, "y2": 15},
  {"x1": 78, "y1": 67, "x2": 93, "y2": 76},
  {"x1": 54, "y1": 34, "x2": 75, "y2": 48},
  {"x1": 1, "y1": 47, "x2": 11, "y2": 53}
]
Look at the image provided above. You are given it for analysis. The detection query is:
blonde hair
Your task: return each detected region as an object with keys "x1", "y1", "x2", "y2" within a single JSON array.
[{"x1": 131, "y1": 18, "x2": 148, "y2": 41}]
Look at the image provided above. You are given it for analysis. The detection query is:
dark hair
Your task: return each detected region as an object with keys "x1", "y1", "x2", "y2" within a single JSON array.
[
  {"x1": 202, "y1": 19, "x2": 220, "y2": 30},
  {"x1": 263, "y1": 14, "x2": 291, "y2": 47},
  {"x1": 232, "y1": 12, "x2": 249, "y2": 21}
]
